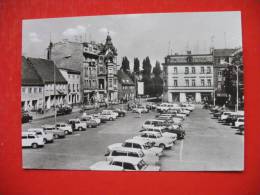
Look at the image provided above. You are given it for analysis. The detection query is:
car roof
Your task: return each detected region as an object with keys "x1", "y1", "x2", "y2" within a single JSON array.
[
  {"x1": 125, "y1": 138, "x2": 149, "y2": 144},
  {"x1": 112, "y1": 156, "x2": 142, "y2": 165},
  {"x1": 140, "y1": 131, "x2": 161, "y2": 135},
  {"x1": 145, "y1": 119, "x2": 164, "y2": 122},
  {"x1": 109, "y1": 146, "x2": 142, "y2": 153}
]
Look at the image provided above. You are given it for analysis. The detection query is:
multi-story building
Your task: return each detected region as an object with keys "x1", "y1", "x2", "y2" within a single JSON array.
[
  {"x1": 59, "y1": 68, "x2": 81, "y2": 105},
  {"x1": 21, "y1": 57, "x2": 44, "y2": 111},
  {"x1": 51, "y1": 34, "x2": 118, "y2": 104},
  {"x1": 212, "y1": 48, "x2": 240, "y2": 104},
  {"x1": 26, "y1": 57, "x2": 68, "y2": 109},
  {"x1": 117, "y1": 70, "x2": 135, "y2": 102},
  {"x1": 162, "y1": 51, "x2": 214, "y2": 103}
]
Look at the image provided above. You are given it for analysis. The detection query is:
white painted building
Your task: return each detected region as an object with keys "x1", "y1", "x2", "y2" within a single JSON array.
[
  {"x1": 162, "y1": 51, "x2": 214, "y2": 103},
  {"x1": 59, "y1": 68, "x2": 81, "y2": 105}
]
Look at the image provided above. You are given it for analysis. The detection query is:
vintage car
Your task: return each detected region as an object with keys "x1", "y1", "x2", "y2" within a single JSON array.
[
  {"x1": 56, "y1": 123, "x2": 73, "y2": 134},
  {"x1": 22, "y1": 131, "x2": 44, "y2": 148},
  {"x1": 113, "y1": 108, "x2": 127, "y2": 117},
  {"x1": 90, "y1": 156, "x2": 160, "y2": 171},
  {"x1": 105, "y1": 146, "x2": 159, "y2": 165},
  {"x1": 139, "y1": 127, "x2": 177, "y2": 142},
  {"x1": 27, "y1": 128, "x2": 54, "y2": 143},
  {"x1": 108, "y1": 139, "x2": 163, "y2": 157},
  {"x1": 42, "y1": 125, "x2": 66, "y2": 139},
  {"x1": 68, "y1": 119, "x2": 87, "y2": 131},
  {"x1": 133, "y1": 131, "x2": 174, "y2": 150}
]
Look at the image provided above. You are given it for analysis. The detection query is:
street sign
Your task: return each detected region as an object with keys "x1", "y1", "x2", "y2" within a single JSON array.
[{"x1": 137, "y1": 81, "x2": 144, "y2": 95}]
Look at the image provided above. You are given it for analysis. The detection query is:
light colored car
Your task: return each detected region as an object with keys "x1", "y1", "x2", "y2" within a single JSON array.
[
  {"x1": 42, "y1": 125, "x2": 66, "y2": 139},
  {"x1": 56, "y1": 123, "x2": 73, "y2": 134},
  {"x1": 234, "y1": 117, "x2": 244, "y2": 128},
  {"x1": 89, "y1": 161, "x2": 123, "y2": 171},
  {"x1": 142, "y1": 119, "x2": 167, "y2": 130},
  {"x1": 134, "y1": 131, "x2": 174, "y2": 149},
  {"x1": 90, "y1": 156, "x2": 160, "y2": 171},
  {"x1": 105, "y1": 146, "x2": 159, "y2": 165},
  {"x1": 22, "y1": 131, "x2": 44, "y2": 148},
  {"x1": 81, "y1": 113, "x2": 101, "y2": 124},
  {"x1": 181, "y1": 103, "x2": 194, "y2": 111},
  {"x1": 101, "y1": 110, "x2": 117, "y2": 120},
  {"x1": 219, "y1": 112, "x2": 233, "y2": 121},
  {"x1": 133, "y1": 106, "x2": 148, "y2": 113},
  {"x1": 140, "y1": 127, "x2": 177, "y2": 142},
  {"x1": 108, "y1": 139, "x2": 163, "y2": 157},
  {"x1": 68, "y1": 119, "x2": 87, "y2": 131},
  {"x1": 102, "y1": 110, "x2": 118, "y2": 117},
  {"x1": 27, "y1": 128, "x2": 54, "y2": 143}
]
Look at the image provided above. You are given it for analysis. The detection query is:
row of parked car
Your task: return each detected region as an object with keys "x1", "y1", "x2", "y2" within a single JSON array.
[
  {"x1": 21, "y1": 108, "x2": 127, "y2": 149},
  {"x1": 210, "y1": 106, "x2": 244, "y2": 134},
  {"x1": 89, "y1": 103, "x2": 194, "y2": 171}
]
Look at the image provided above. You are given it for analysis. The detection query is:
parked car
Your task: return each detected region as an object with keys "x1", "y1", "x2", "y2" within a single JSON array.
[
  {"x1": 163, "y1": 127, "x2": 185, "y2": 139},
  {"x1": 108, "y1": 139, "x2": 163, "y2": 156},
  {"x1": 56, "y1": 123, "x2": 73, "y2": 134},
  {"x1": 42, "y1": 125, "x2": 66, "y2": 139},
  {"x1": 101, "y1": 110, "x2": 118, "y2": 120},
  {"x1": 105, "y1": 146, "x2": 159, "y2": 165},
  {"x1": 234, "y1": 117, "x2": 244, "y2": 128},
  {"x1": 113, "y1": 108, "x2": 127, "y2": 117},
  {"x1": 219, "y1": 112, "x2": 233, "y2": 122},
  {"x1": 68, "y1": 119, "x2": 87, "y2": 131},
  {"x1": 92, "y1": 113, "x2": 108, "y2": 123},
  {"x1": 142, "y1": 119, "x2": 167, "y2": 130},
  {"x1": 90, "y1": 156, "x2": 160, "y2": 171},
  {"x1": 81, "y1": 113, "x2": 101, "y2": 124},
  {"x1": 81, "y1": 117, "x2": 99, "y2": 128},
  {"x1": 238, "y1": 124, "x2": 244, "y2": 134},
  {"x1": 22, "y1": 111, "x2": 33, "y2": 123},
  {"x1": 132, "y1": 105, "x2": 149, "y2": 113},
  {"x1": 133, "y1": 131, "x2": 174, "y2": 150},
  {"x1": 22, "y1": 131, "x2": 44, "y2": 148},
  {"x1": 27, "y1": 128, "x2": 54, "y2": 143},
  {"x1": 139, "y1": 127, "x2": 177, "y2": 142}
]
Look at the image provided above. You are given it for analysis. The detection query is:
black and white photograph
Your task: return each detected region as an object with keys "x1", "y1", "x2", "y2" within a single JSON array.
[{"x1": 21, "y1": 11, "x2": 244, "y2": 171}]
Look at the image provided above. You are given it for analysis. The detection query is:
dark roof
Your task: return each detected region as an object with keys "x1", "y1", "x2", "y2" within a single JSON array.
[
  {"x1": 59, "y1": 67, "x2": 80, "y2": 74},
  {"x1": 27, "y1": 57, "x2": 67, "y2": 84},
  {"x1": 213, "y1": 49, "x2": 238, "y2": 57},
  {"x1": 22, "y1": 56, "x2": 44, "y2": 86},
  {"x1": 117, "y1": 70, "x2": 135, "y2": 86}
]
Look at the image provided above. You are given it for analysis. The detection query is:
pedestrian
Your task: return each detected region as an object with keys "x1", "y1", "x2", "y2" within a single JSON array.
[{"x1": 138, "y1": 108, "x2": 141, "y2": 118}]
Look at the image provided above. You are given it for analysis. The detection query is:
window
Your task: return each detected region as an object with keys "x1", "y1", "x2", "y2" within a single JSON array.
[
  {"x1": 22, "y1": 87, "x2": 26, "y2": 93},
  {"x1": 68, "y1": 84, "x2": 71, "y2": 91},
  {"x1": 185, "y1": 79, "x2": 189, "y2": 87},
  {"x1": 201, "y1": 67, "x2": 205, "y2": 74},
  {"x1": 28, "y1": 87, "x2": 32, "y2": 94},
  {"x1": 73, "y1": 84, "x2": 75, "y2": 92},
  {"x1": 173, "y1": 67, "x2": 177, "y2": 74},
  {"x1": 39, "y1": 88, "x2": 42, "y2": 93},
  {"x1": 33, "y1": 88, "x2": 37, "y2": 93},
  {"x1": 112, "y1": 161, "x2": 123, "y2": 167},
  {"x1": 128, "y1": 152, "x2": 139, "y2": 157},
  {"x1": 77, "y1": 84, "x2": 79, "y2": 91},
  {"x1": 123, "y1": 162, "x2": 136, "y2": 170},
  {"x1": 109, "y1": 79, "x2": 113, "y2": 88},
  {"x1": 174, "y1": 80, "x2": 178, "y2": 87},
  {"x1": 207, "y1": 67, "x2": 211, "y2": 74},
  {"x1": 192, "y1": 79, "x2": 195, "y2": 87},
  {"x1": 201, "y1": 79, "x2": 205, "y2": 86},
  {"x1": 192, "y1": 67, "x2": 195, "y2": 74},
  {"x1": 185, "y1": 67, "x2": 189, "y2": 74},
  {"x1": 218, "y1": 71, "x2": 222, "y2": 76},
  {"x1": 123, "y1": 142, "x2": 132, "y2": 148},
  {"x1": 207, "y1": 79, "x2": 211, "y2": 87},
  {"x1": 111, "y1": 151, "x2": 126, "y2": 156}
]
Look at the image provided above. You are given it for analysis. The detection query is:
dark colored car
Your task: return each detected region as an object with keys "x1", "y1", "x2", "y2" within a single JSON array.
[
  {"x1": 113, "y1": 109, "x2": 126, "y2": 117},
  {"x1": 238, "y1": 124, "x2": 244, "y2": 134},
  {"x1": 22, "y1": 111, "x2": 33, "y2": 123},
  {"x1": 57, "y1": 106, "x2": 72, "y2": 116},
  {"x1": 164, "y1": 127, "x2": 185, "y2": 139},
  {"x1": 213, "y1": 111, "x2": 223, "y2": 119}
]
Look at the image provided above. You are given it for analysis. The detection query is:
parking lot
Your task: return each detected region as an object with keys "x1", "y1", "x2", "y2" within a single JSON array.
[{"x1": 22, "y1": 104, "x2": 244, "y2": 171}]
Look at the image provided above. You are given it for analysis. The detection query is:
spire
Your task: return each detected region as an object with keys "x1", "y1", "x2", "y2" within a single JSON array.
[{"x1": 47, "y1": 33, "x2": 53, "y2": 60}]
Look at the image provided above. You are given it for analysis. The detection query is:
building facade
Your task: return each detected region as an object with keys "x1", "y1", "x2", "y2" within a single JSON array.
[
  {"x1": 162, "y1": 51, "x2": 214, "y2": 103},
  {"x1": 212, "y1": 48, "x2": 240, "y2": 105},
  {"x1": 21, "y1": 57, "x2": 44, "y2": 111},
  {"x1": 59, "y1": 68, "x2": 81, "y2": 105},
  {"x1": 51, "y1": 34, "x2": 119, "y2": 105},
  {"x1": 27, "y1": 57, "x2": 68, "y2": 109},
  {"x1": 117, "y1": 70, "x2": 135, "y2": 102}
]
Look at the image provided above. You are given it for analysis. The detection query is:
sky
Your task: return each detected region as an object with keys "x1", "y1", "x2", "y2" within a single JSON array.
[{"x1": 22, "y1": 11, "x2": 242, "y2": 70}]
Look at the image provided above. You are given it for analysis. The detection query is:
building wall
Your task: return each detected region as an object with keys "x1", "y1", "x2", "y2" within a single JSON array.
[
  {"x1": 60, "y1": 69, "x2": 81, "y2": 105},
  {"x1": 21, "y1": 86, "x2": 44, "y2": 111}
]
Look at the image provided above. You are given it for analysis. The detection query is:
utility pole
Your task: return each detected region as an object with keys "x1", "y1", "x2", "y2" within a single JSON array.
[{"x1": 236, "y1": 65, "x2": 239, "y2": 112}]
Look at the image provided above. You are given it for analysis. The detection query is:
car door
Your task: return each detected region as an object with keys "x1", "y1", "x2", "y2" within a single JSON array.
[{"x1": 123, "y1": 162, "x2": 136, "y2": 171}]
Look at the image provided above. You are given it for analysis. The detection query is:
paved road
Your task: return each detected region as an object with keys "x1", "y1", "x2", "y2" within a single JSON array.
[{"x1": 22, "y1": 106, "x2": 244, "y2": 171}]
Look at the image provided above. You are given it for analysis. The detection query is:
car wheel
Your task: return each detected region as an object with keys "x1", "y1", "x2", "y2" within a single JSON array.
[
  {"x1": 54, "y1": 134, "x2": 59, "y2": 139},
  {"x1": 32, "y1": 143, "x2": 38, "y2": 149},
  {"x1": 159, "y1": 144, "x2": 165, "y2": 149},
  {"x1": 78, "y1": 127, "x2": 83, "y2": 131},
  {"x1": 65, "y1": 130, "x2": 69, "y2": 135},
  {"x1": 109, "y1": 117, "x2": 113, "y2": 121},
  {"x1": 43, "y1": 138, "x2": 47, "y2": 144},
  {"x1": 89, "y1": 125, "x2": 92, "y2": 128}
]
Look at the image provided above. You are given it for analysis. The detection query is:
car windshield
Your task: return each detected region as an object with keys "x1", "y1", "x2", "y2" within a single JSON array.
[{"x1": 137, "y1": 160, "x2": 148, "y2": 170}]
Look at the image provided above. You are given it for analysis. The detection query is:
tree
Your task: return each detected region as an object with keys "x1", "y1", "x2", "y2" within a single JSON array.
[
  {"x1": 121, "y1": 56, "x2": 130, "y2": 73},
  {"x1": 153, "y1": 61, "x2": 162, "y2": 77},
  {"x1": 142, "y1": 56, "x2": 152, "y2": 78},
  {"x1": 151, "y1": 61, "x2": 163, "y2": 97},
  {"x1": 133, "y1": 58, "x2": 140, "y2": 74}
]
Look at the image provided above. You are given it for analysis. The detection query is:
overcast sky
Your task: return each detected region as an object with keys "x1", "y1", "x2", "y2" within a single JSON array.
[{"x1": 22, "y1": 11, "x2": 242, "y2": 69}]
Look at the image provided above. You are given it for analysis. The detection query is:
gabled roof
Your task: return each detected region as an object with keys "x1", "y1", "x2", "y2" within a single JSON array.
[
  {"x1": 27, "y1": 57, "x2": 67, "y2": 84},
  {"x1": 213, "y1": 49, "x2": 238, "y2": 57},
  {"x1": 22, "y1": 56, "x2": 44, "y2": 86},
  {"x1": 117, "y1": 70, "x2": 134, "y2": 86}
]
